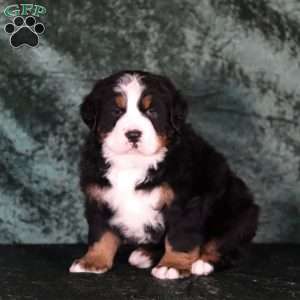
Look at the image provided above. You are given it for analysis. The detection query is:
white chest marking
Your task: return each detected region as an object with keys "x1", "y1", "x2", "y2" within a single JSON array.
[{"x1": 102, "y1": 150, "x2": 166, "y2": 243}]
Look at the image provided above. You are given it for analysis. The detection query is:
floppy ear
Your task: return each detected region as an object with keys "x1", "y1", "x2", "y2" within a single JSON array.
[
  {"x1": 80, "y1": 75, "x2": 119, "y2": 130},
  {"x1": 80, "y1": 93, "x2": 98, "y2": 131},
  {"x1": 80, "y1": 78, "x2": 109, "y2": 131},
  {"x1": 156, "y1": 75, "x2": 188, "y2": 132},
  {"x1": 170, "y1": 90, "x2": 188, "y2": 132}
]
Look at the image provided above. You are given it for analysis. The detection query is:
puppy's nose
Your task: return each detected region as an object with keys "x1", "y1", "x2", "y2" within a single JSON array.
[{"x1": 125, "y1": 130, "x2": 142, "y2": 143}]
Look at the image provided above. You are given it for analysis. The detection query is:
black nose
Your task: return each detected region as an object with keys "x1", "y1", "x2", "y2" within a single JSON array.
[{"x1": 125, "y1": 130, "x2": 142, "y2": 143}]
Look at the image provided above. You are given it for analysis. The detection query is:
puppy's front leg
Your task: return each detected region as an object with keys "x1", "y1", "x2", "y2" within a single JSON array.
[
  {"x1": 70, "y1": 231, "x2": 120, "y2": 274},
  {"x1": 70, "y1": 200, "x2": 120, "y2": 274}
]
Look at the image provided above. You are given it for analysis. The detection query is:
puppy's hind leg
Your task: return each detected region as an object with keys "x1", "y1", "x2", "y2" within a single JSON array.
[{"x1": 191, "y1": 204, "x2": 260, "y2": 275}]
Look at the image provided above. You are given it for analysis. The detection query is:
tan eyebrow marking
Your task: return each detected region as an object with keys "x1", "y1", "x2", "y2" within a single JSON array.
[
  {"x1": 142, "y1": 95, "x2": 152, "y2": 110},
  {"x1": 115, "y1": 95, "x2": 126, "y2": 109}
]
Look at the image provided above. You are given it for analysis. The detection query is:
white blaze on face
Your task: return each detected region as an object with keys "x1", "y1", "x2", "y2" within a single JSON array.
[
  {"x1": 103, "y1": 73, "x2": 162, "y2": 156},
  {"x1": 101, "y1": 74, "x2": 167, "y2": 243}
]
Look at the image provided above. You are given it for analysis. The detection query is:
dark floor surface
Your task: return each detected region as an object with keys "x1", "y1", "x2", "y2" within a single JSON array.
[{"x1": 0, "y1": 244, "x2": 299, "y2": 300}]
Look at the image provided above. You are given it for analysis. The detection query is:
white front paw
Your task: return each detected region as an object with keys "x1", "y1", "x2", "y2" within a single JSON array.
[
  {"x1": 151, "y1": 266, "x2": 181, "y2": 280},
  {"x1": 191, "y1": 259, "x2": 214, "y2": 276},
  {"x1": 129, "y1": 249, "x2": 152, "y2": 269}
]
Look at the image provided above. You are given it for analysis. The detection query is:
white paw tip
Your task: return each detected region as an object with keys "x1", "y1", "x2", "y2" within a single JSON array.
[
  {"x1": 151, "y1": 266, "x2": 180, "y2": 280},
  {"x1": 191, "y1": 259, "x2": 214, "y2": 276},
  {"x1": 69, "y1": 261, "x2": 106, "y2": 274},
  {"x1": 166, "y1": 267, "x2": 180, "y2": 279},
  {"x1": 151, "y1": 266, "x2": 167, "y2": 279},
  {"x1": 129, "y1": 250, "x2": 152, "y2": 268},
  {"x1": 69, "y1": 262, "x2": 85, "y2": 273}
]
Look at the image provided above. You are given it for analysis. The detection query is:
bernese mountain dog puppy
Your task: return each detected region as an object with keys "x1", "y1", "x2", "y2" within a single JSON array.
[{"x1": 69, "y1": 70, "x2": 259, "y2": 280}]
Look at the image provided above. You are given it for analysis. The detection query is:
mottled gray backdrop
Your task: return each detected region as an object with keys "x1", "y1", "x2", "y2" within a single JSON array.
[{"x1": 0, "y1": 0, "x2": 299, "y2": 243}]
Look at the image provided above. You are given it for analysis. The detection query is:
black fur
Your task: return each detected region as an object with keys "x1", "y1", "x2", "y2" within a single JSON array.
[{"x1": 79, "y1": 70, "x2": 259, "y2": 269}]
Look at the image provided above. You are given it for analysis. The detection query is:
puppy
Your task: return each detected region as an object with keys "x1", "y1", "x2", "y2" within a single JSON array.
[{"x1": 69, "y1": 70, "x2": 259, "y2": 279}]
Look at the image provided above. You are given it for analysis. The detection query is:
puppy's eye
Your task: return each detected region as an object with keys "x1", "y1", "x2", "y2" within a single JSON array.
[
  {"x1": 145, "y1": 107, "x2": 158, "y2": 118},
  {"x1": 112, "y1": 107, "x2": 125, "y2": 117}
]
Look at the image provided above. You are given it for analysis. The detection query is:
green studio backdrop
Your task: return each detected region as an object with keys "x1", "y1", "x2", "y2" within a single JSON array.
[{"x1": 0, "y1": 0, "x2": 299, "y2": 243}]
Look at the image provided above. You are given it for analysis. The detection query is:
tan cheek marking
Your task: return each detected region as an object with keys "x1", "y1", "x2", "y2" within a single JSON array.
[
  {"x1": 155, "y1": 135, "x2": 169, "y2": 153},
  {"x1": 115, "y1": 95, "x2": 126, "y2": 109},
  {"x1": 97, "y1": 130, "x2": 108, "y2": 143},
  {"x1": 85, "y1": 184, "x2": 108, "y2": 202},
  {"x1": 142, "y1": 95, "x2": 152, "y2": 110},
  {"x1": 157, "y1": 239, "x2": 200, "y2": 271},
  {"x1": 74, "y1": 231, "x2": 121, "y2": 272},
  {"x1": 200, "y1": 240, "x2": 221, "y2": 263}
]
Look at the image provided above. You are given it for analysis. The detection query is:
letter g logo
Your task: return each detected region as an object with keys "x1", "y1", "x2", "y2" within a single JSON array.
[{"x1": 3, "y1": 5, "x2": 20, "y2": 17}]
